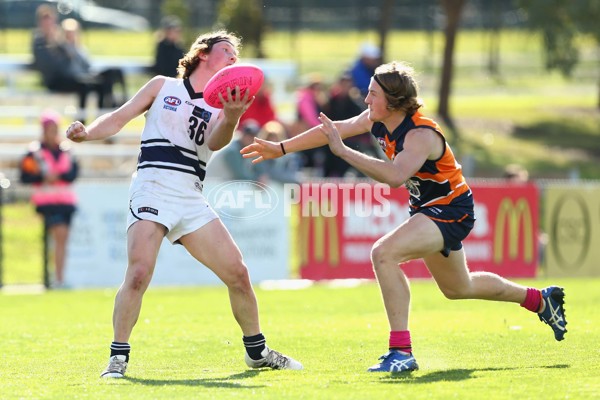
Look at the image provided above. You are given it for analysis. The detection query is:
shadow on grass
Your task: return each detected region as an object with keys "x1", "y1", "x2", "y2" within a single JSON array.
[
  {"x1": 513, "y1": 119, "x2": 600, "y2": 157},
  {"x1": 381, "y1": 364, "x2": 570, "y2": 384},
  {"x1": 123, "y1": 370, "x2": 265, "y2": 389}
]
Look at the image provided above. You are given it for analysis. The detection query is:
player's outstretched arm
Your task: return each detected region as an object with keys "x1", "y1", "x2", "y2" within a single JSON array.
[
  {"x1": 240, "y1": 137, "x2": 283, "y2": 164},
  {"x1": 66, "y1": 76, "x2": 164, "y2": 143},
  {"x1": 241, "y1": 109, "x2": 372, "y2": 164}
]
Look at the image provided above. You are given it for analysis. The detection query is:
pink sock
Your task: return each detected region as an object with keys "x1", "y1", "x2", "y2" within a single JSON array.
[
  {"x1": 520, "y1": 287, "x2": 542, "y2": 313},
  {"x1": 389, "y1": 330, "x2": 412, "y2": 354}
]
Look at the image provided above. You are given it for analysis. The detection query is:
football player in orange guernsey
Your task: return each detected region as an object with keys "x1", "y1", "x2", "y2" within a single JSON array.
[{"x1": 242, "y1": 61, "x2": 566, "y2": 373}]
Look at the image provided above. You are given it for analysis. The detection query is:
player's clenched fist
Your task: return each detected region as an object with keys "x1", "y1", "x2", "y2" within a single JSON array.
[{"x1": 66, "y1": 121, "x2": 88, "y2": 143}]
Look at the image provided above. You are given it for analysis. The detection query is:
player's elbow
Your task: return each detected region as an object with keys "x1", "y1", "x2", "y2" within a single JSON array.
[
  {"x1": 208, "y1": 143, "x2": 224, "y2": 152},
  {"x1": 384, "y1": 176, "x2": 405, "y2": 188},
  {"x1": 207, "y1": 137, "x2": 226, "y2": 152}
]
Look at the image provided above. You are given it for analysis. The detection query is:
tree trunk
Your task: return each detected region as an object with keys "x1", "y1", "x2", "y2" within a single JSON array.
[
  {"x1": 255, "y1": 0, "x2": 265, "y2": 58},
  {"x1": 488, "y1": 0, "x2": 501, "y2": 77},
  {"x1": 438, "y1": 0, "x2": 466, "y2": 137},
  {"x1": 378, "y1": 0, "x2": 395, "y2": 61}
]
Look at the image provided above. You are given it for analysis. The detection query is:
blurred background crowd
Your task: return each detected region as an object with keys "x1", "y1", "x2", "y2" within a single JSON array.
[{"x1": 0, "y1": 0, "x2": 598, "y2": 289}]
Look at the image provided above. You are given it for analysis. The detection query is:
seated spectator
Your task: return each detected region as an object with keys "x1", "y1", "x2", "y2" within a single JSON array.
[
  {"x1": 61, "y1": 18, "x2": 127, "y2": 108},
  {"x1": 152, "y1": 15, "x2": 185, "y2": 78},
  {"x1": 31, "y1": 5, "x2": 125, "y2": 120}
]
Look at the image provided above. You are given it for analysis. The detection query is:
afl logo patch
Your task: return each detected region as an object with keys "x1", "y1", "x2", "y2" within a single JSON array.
[
  {"x1": 164, "y1": 96, "x2": 181, "y2": 106},
  {"x1": 163, "y1": 96, "x2": 181, "y2": 111}
]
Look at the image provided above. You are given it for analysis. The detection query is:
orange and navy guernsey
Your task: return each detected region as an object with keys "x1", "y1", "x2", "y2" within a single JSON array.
[{"x1": 371, "y1": 111, "x2": 471, "y2": 210}]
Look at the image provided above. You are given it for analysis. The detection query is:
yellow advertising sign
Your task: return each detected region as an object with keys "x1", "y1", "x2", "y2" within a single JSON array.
[
  {"x1": 298, "y1": 212, "x2": 340, "y2": 267},
  {"x1": 543, "y1": 184, "x2": 600, "y2": 277},
  {"x1": 494, "y1": 198, "x2": 534, "y2": 264}
]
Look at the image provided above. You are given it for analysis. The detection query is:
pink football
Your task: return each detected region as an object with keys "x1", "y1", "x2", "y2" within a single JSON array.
[{"x1": 203, "y1": 63, "x2": 265, "y2": 108}]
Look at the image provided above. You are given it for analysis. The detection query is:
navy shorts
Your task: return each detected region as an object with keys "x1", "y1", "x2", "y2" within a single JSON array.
[
  {"x1": 409, "y1": 192, "x2": 475, "y2": 257},
  {"x1": 36, "y1": 204, "x2": 76, "y2": 227}
]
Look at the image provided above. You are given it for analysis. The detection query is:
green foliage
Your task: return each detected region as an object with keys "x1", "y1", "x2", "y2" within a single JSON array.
[
  {"x1": 161, "y1": 0, "x2": 188, "y2": 19},
  {"x1": 217, "y1": 0, "x2": 266, "y2": 57},
  {"x1": 518, "y1": 0, "x2": 599, "y2": 77},
  {"x1": 0, "y1": 279, "x2": 598, "y2": 399},
  {"x1": 159, "y1": 0, "x2": 197, "y2": 49},
  {"x1": 571, "y1": 0, "x2": 600, "y2": 42},
  {"x1": 514, "y1": 117, "x2": 600, "y2": 157}
]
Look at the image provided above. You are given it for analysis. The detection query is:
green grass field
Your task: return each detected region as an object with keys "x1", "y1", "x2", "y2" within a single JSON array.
[
  {"x1": 2, "y1": 202, "x2": 44, "y2": 285},
  {"x1": 1, "y1": 278, "x2": 598, "y2": 399}
]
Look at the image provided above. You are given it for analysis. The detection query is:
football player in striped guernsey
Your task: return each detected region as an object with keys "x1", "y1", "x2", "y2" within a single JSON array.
[{"x1": 67, "y1": 30, "x2": 302, "y2": 378}]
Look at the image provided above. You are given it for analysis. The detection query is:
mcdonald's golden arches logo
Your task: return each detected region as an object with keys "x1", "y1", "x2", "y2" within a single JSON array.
[
  {"x1": 298, "y1": 210, "x2": 340, "y2": 267},
  {"x1": 493, "y1": 198, "x2": 534, "y2": 264}
]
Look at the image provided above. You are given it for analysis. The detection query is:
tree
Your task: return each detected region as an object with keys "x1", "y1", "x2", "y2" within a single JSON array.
[
  {"x1": 487, "y1": 0, "x2": 502, "y2": 77},
  {"x1": 377, "y1": 0, "x2": 395, "y2": 62},
  {"x1": 218, "y1": 0, "x2": 266, "y2": 58},
  {"x1": 438, "y1": 0, "x2": 467, "y2": 138},
  {"x1": 519, "y1": 0, "x2": 600, "y2": 108}
]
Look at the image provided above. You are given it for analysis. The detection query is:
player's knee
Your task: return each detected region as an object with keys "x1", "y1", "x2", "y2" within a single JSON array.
[
  {"x1": 440, "y1": 287, "x2": 463, "y2": 300},
  {"x1": 371, "y1": 240, "x2": 409, "y2": 270},
  {"x1": 371, "y1": 240, "x2": 389, "y2": 264},
  {"x1": 439, "y1": 285, "x2": 470, "y2": 300},
  {"x1": 126, "y1": 263, "x2": 153, "y2": 291},
  {"x1": 223, "y1": 263, "x2": 252, "y2": 289}
]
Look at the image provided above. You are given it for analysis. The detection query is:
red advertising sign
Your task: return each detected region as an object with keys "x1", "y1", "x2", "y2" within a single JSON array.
[{"x1": 296, "y1": 182, "x2": 538, "y2": 280}]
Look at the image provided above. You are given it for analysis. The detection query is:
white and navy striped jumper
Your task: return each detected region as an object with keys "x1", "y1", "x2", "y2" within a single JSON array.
[{"x1": 134, "y1": 77, "x2": 222, "y2": 197}]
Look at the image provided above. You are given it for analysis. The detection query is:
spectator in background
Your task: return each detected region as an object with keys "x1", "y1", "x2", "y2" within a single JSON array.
[
  {"x1": 31, "y1": 5, "x2": 125, "y2": 121},
  {"x1": 208, "y1": 120, "x2": 301, "y2": 184},
  {"x1": 224, "y1": 120, "x2": 263, "y2": 180},
  {"x1": 323, "y1": 72, "x2": 378, "y2": 177},
  {"x1": 19, "y1": 110, "x2": 79, "y2": 289},
  {"x1": 350, "y1": 42, "x2": 382, "y2": 97},
  {"x1": 238, "y1": 82, "x2": 277, "y2": 128},
  {"x1": 292, "y1": 73, "x2": 328, "y2": 176},
  {"x1": 255, "y1": 120, "x2": 302, "y2": 184},
  {"x1": 152, "y1": 15, "x2": 185, "y2": 78},
  {"x1": 503, "y1": 163, "x2": 529, "y2": 183},
  {"x1": 61, "y1": 18, "x2": 128, "y2": 108}
]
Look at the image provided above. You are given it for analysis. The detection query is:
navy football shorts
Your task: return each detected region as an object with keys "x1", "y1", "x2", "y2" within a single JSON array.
[{"x1": 409, "y1": 192, "x2": 475, "y2": 257}]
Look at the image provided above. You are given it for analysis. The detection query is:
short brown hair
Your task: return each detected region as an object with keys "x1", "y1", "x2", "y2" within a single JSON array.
[
  {"x1": 373, "y1": 61, "x2": 423, "y2": 115},
  {"x1": 177, "y1": 30, "x2": 241, "y2": 79}
]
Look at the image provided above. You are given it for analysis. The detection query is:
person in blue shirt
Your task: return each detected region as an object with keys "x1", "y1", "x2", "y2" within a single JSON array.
[{"x1": 350, "y1": 42, "x2": 382, "y2": 97}]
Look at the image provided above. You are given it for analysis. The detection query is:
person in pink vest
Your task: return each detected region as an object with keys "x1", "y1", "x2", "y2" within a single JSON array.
[{"x1": 20, "y1": 110, "x2": 79, "y2": 289}]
